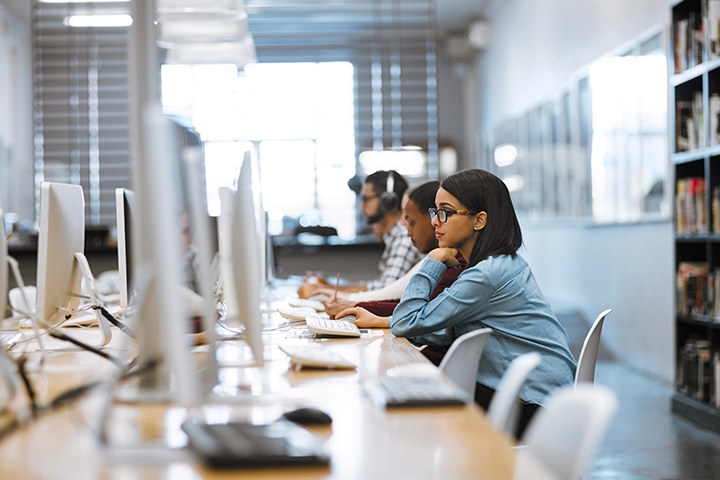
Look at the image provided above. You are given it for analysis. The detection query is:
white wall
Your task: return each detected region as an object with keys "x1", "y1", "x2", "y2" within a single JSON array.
[
  {"x1": 474, "y1": 0, "x2": 674, "y2": 383},
  {"x1": 0, "y1": 3, "x2": 33, "y2": 225},
  {"x1": 520, "y1": 221, "x2": 675, "y2": 383}
]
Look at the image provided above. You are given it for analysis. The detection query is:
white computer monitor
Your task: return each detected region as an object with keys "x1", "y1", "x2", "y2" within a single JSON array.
[
  {"x1": 0, "y1": 208, "x2": 6, "y2": 325},
  {"x1": 115, "y1": 188, "x2": 135, "y2": 310},
  {"x1": 127, "y1": 105, "x2": 207, "y2": 406},
  {"x1": 229, "y1": 157, "x2": 264, "y2": 366},
  {"x1": 35, "y1": 182, "x2": 112, "y2": 347}
]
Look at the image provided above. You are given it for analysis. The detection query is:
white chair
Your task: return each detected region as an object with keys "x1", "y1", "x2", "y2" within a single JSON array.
[
  {"x1": 513, "y1": 384, "x2": 618, "y2": 480},
  {"x1": 575, "y1": 309, "x2": 612, "y2": 387},
  {"x1": 438, "y1": 328, "x2": 492, "y2": 398},
  {"x1": 486, "y1": 352, "x2": 542, "y2": 438}
]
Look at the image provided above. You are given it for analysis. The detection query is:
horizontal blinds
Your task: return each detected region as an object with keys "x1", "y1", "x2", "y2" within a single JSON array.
[
  {"x1": 248, "y1": 0, "x2": 438, "y2": 174},
  {"x1": 32, "y1": 1, "x2": 131, "y2": 227}
]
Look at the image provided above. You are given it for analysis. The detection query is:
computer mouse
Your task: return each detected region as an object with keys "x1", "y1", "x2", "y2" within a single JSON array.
[
  {"x1": 386, "y1": 363, "x2": 442, "y2": 378},
  {"x1": 281, "y1": 407, "x2": 332, "y2": 425}
]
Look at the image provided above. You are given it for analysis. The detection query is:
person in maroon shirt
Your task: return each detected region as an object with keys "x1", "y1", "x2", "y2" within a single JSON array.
[{"x1": 325, "y1": 180, "x2": 466, "y2": 363}]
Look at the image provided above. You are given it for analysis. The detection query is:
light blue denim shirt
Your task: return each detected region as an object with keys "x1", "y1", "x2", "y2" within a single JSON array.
[{"x1": 391, "y1": 254, "x2": 577, "y2": 406}]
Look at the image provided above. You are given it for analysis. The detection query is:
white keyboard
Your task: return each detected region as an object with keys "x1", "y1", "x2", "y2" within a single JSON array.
[
  {"x1": 286, "y1": 297, "x2": 325, "y2": 312},
  {"x1": 277, "y1": 344, "x2": 357, "y2": 370},
  {"x1": 305, "y1": 315, "x2": 361, "y2": 338},
  {"x1": 277, "y1": 306, "x2": 319, "y2": 321}
]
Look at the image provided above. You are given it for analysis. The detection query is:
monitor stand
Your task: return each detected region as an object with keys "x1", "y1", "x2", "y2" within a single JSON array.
[
  {"x1": 6, "y1": 256, "x2": 46, "y2": 364},
  {"x1": 73, "y1": 252, "x2": 112, "y2": 348}
]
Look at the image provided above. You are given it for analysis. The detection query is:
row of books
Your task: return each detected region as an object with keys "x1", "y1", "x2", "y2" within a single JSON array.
[
  {"x1": 677, "y1": 338, "x2": 720, "y2": 409},
  {"x1": 674, "y1": 10, "x2": 703, "y2": 74},
  {"x1": 677, "y1": 262, "x2": 716, "y2": 317},
  {"x1": 676, "y1": 177, "x2": 708, "y2": 235},
  {"x1": 676, "y1": 91, "x2": 704, "y2": 152}
]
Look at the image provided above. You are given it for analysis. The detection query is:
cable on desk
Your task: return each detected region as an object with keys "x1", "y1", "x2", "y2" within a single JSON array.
[
  {"x1": 91, "y1": 305, "x2": 135, "y2": 338},
  {"x1": 15, "y1": 356, "x2": 37, "y2": 416},
  {"x1": 48, "y1": 330, "x2": 125, "y2": 368}
]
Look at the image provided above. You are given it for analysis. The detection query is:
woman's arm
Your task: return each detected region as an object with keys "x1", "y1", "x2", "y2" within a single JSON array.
[{"x1": 390, "y1": 257, "x2": 493, "y2": 338}]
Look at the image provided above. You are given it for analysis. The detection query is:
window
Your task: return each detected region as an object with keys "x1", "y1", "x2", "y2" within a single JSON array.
[{"x1": 161, "y1": 61, "x2": 357, "y2": 238}]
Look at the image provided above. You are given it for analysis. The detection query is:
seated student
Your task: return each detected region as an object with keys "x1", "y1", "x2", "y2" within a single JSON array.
[
  {"x1": 338, "y1": 168, "x2": 576, "y2": 438},
  {"x1": 298, "y1": 170, "x2": 423, "y2": 298},
  {"x1": 326, "y1": 181, "x2": 463, "y2": 320}
]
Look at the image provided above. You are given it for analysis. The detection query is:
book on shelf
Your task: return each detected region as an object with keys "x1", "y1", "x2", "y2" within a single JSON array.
[
  {"x1": 675, "y1": 177, "x2": 707, "y2": 235},
  {"x1": 710, "y1": 94, "x2": 720, "y2": 146},
  {"x1": 676, "y1": 262, "x2": 711, "y2": 317},
  {"x1": 676, "y1": 339, "x2": 719, "y2": 408},
  {"x1": 709, "y1": 0, "x2": 720, "y2": 60},
  {"x1": 674, "y1": 11, "x2": 704, "y2": 73},
  {"x1": 715, "y1": 351, "x2": 720, "y2": 409},
  {"x1": 713, "y1": 185, "x2": 720, "y2": 234},
  {"x1": 676, "y1": 94, "x2": 704, "y2": 152}
]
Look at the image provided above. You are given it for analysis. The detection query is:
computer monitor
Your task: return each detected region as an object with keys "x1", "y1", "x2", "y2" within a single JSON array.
[
  {"x1": 127, "y1": 105, "x2": 207, "y2": 405},
  {"x1": 0, "y1": 207, "x2": 6, "y2": 324},
  {"x1": 115, "y1": 188, "x2": 135, "y2": 310},
  {"x1": 35, "y1": 182, "x2": 112, "y2": 347},
  {"x1": 229, "y1": 157, "x2": 264, "y2": 365}
]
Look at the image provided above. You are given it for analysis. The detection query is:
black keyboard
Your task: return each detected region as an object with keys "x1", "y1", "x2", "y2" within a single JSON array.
[
  {"x1": 364, "y1": 375, "x2": 471, "y2": 408},
  {"x1": 181, "y1": 419, "x2": 330, "y2": 468}
]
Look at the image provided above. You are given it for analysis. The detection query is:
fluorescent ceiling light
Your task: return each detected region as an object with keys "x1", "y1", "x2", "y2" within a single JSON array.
[
  {"x1": 64, "y1": 14, "x2": 133, "y2": 27},
  {"x1": 41, "y1": 0, "x2": 129, "y2": 3}
]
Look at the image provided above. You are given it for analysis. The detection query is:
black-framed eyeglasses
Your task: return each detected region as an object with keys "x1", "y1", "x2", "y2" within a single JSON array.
[{"x1": 428, "y1": 207, "x2": 476, "y2": 223}]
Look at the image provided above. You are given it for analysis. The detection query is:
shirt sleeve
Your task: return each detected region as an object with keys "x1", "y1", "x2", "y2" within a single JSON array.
[
  {"x1": 365, "y1": 231, "x2": 422, "y2": 290},
  {"x1": 349, "y1": 257, "x2": 424, "y2": 301},
  {"x1": 356, "y1": 300, "x2": 399, "y2": 317},
  {"x1": 390, "y1": 257, "x2": 494, "y2": 341}
]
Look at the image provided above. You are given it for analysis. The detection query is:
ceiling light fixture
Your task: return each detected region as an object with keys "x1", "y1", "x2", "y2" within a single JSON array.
[{"x1": 64, "y1": 14, "x2": 133, "y2": 27}]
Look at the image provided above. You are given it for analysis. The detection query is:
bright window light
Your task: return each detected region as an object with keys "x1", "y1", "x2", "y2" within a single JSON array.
[
  {"x1": 64, "y1": 14, "x2": 133, "y2": 28},
  {"x1": 358, "y1": 150, "x2": 427, "y2": 177},
  {"x1": 494, "y1": 143, "x2": 518, "y2": 167},
  {"x1": 42, "y1": 0, "x2": 129, "y2": 2},
  {"x1": 161, "y1": 62, "x2": 358, "y2": 238},
  {"x1": 503, "y1": 175, "x2": 525, "y2": 192}
]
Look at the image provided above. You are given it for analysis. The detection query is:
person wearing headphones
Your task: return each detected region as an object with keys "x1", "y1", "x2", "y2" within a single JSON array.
[{"x1": 298, "y1": 170, "x2": 423, "y2": 297}]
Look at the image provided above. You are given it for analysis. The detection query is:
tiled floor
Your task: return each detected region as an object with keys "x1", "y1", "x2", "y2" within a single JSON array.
[{"x1": 588, "y1": 361, "x2": 720, "y2": 480}]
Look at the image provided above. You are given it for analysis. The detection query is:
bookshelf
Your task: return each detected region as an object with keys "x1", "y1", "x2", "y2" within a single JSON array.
[{"x1": 671, "y1": 0, "x2": 720, "y2": 434}]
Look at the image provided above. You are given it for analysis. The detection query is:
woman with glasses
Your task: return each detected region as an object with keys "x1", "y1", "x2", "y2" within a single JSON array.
[{"x1": 338, "y1": 168, "x2": 576, "y2": 438}]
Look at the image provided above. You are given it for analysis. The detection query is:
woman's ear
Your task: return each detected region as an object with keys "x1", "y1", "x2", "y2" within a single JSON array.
[{"x1": 474, "y1": 211, "x2": 487, "y2": 231}]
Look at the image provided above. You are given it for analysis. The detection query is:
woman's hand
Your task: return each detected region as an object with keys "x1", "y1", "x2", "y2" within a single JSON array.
[
  {"x1": 325, "y1": 298, "x2": 357, "y2": 318},
  {"x1": 427, "y1": 247, "x2": 460, "y2": 268},
  {"x1": 337, "y1": 307, "x2": 390, "y2": 328}
]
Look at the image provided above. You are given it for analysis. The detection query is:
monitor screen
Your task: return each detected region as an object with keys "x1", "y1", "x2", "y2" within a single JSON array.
[
  {"x1": 115, "y1": 188, "x2": 135, "y2": 310},
  {"x1": 0, "y1": 207, "x2": 7, "y2": 325},
  {"x1": 35, "y1": 182, "x2": 85, "y2": 328},
  {"x1": 230, "y1": 157, "x2": 264, "y2": 366}
]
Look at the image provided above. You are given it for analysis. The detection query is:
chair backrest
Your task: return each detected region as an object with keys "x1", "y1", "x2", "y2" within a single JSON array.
[
  {"x1": 517, "y1": 384, "x2": 618, "y2": 480},
  {"x1": 438, "y1": 327, "x2": 492, "y2": 398},
  {"x1": 486, "y1": 352, "x2": 542, "y2": 437},
  {"x1": 574, "y1": 308, "x2": 612, "y2": 387}
]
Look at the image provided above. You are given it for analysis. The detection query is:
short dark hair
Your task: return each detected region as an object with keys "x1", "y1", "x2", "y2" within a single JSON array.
[
  {"x1": 365, "y1": 170, "x2": 409, "y2": 199},
  {"x1": 407, "y1": 180, "x2": 440, "y2": 214},
  {"x1": 440, "y1": 169, "x2": 522, "y2": 267}
]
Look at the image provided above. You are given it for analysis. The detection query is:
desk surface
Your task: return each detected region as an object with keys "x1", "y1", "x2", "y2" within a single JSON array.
[{"x1": 0, "y1": 299, "x2": 516, "y2": 479}]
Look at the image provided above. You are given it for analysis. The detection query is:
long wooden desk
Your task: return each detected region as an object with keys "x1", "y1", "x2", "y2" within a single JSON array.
[{"x1": 0, "y1": 293, "x2": 517, "y2": 479}]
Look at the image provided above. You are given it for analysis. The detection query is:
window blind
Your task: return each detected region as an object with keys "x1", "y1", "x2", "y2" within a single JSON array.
[{"x1": 32, "y1": 0, "x2": 131, "y2": 227}]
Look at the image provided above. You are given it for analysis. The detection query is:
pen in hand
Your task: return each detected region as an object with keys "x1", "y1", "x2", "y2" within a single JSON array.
[{"x1": 333, "y1": 272, "x2": 340, "y2": 302}]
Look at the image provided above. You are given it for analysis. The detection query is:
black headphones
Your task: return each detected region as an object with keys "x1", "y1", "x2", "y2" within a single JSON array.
[{"x1": 379, "y1": 171, "x2": 400, "y2": 213}]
